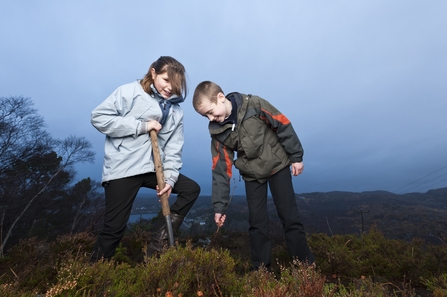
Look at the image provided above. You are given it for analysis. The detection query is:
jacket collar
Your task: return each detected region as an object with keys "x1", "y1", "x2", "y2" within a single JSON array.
[
  {"x1": 150, "y1": 84, "x2": 184, "y2": 125},
  {"x1": 150, "y1": 84, "x2": 184, "y2": 104},
  {"x1": 209, "y1": 92, "x2": 246, "y2": 135}
]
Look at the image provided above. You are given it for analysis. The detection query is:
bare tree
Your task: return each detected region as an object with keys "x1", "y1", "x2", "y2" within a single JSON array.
[
  {"x1": 0, "y1": 96, "x2": 51, "y2": 173},
  {"x1": 67, "y1": 178, "x2": 103, "y2": 234},
  {"x1": 0, "y1": 96, "x2": 95, "y2": 257}
]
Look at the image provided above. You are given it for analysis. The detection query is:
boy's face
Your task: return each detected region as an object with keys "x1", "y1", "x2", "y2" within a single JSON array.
[{"x1": 196, "y1": 93, "x2": 231, "y2": 123}]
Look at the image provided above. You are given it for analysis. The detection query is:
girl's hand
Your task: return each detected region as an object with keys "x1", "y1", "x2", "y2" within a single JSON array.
[
  {"x1": 147, "y1": 120, "x2": 162, "y2": 133},
  {"x1": 291, "y1": 162, "x2": 304, "y2": 176},
  {"x1": 156, "y1": 184, "x2": 172, "y2": 198}
]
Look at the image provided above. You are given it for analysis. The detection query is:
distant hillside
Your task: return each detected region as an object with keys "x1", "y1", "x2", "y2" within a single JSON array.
[
  {"x1": 134, "y1": 187, "x2": 447, "y2": 244},
  {"x1": 294, "y1": 187, "x2": 447, "y2": 244}
]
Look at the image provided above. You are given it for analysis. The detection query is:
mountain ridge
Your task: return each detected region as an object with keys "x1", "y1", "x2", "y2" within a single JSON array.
[{"x1": 134, "y1": 187, "x2": 447, "y2": 244}]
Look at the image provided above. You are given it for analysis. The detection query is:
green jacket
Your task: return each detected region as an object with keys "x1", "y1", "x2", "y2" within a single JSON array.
[{"x1": 209, "y1": 92, "x2": 304, "y2": 213}]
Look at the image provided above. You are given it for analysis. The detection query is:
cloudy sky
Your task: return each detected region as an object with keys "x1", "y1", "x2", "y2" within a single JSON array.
[{"x1": 1, "y1": 1, "x2": 446, "y2": 196}]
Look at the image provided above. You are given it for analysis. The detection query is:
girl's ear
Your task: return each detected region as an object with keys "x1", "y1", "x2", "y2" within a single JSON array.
[{"x1": 150, "y1": 68, "x2": 156, "y2": 80}]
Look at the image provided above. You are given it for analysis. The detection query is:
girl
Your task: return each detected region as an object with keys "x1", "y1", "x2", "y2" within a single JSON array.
[{"x1": 90, "y1": 56, "x2": 200, "y2": 261}]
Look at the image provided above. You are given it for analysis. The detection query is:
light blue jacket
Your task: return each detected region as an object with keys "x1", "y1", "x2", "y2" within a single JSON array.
[{"x1": 91, "y1": 80, "x2": 184, "y2": 187}]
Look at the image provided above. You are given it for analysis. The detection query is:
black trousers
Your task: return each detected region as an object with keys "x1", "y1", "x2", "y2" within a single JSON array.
[
  {"x1": 245, "y1": 166, "x2": 314, "y2": 269},
  {"x1": 91, "y1": 173, "x2": 200, "y2": 261}
]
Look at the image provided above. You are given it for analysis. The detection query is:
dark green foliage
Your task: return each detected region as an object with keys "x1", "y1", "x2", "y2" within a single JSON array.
[
  {"x1": 243, "y1": 262, "x2": 325, "y2": 297},
  {"x1": 0, "y1": 229, "x2": 446, "y2": 296},
  {"x1": 0, "y1": 232, "x2": 95, "y2": 294},
  {"x1": 137, "y1": 243, "x2": 241, "y2": 296},
  {"x1": 421, "y1": 273, "x2": 447, "y2": 296},
  {"x1": 309, "y1": 227, "x2": 447, "y2": 288},
  {"x1": 1, "y1": 96, "x2": 97, "y2": 256}
]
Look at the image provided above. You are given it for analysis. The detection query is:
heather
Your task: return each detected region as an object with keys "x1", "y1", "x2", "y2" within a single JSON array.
[{"x1": 1, "y1": 228, "x2": 446, "y2": 296}]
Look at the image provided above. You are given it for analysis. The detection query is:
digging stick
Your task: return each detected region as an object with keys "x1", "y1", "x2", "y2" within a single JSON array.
[{"x1": 150, "y1": 130, "x2": 175, "y2": 247}]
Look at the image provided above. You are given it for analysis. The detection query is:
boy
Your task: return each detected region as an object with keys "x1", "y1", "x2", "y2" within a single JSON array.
[{"x1": 192, "y1": 81, "x2": 314, "y2": 270}]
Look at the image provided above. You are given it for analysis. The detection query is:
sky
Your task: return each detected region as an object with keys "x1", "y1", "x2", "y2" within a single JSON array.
[{"x1": 1, "y1": 1, "x2": 447, "y2": 196}]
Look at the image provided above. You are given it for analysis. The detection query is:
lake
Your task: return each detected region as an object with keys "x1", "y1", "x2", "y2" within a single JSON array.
[{"x1": 128, "y1": 213, "x2": 157, "y2": 223}]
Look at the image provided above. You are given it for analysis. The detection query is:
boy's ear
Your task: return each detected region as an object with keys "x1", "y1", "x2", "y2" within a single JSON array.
[{"x1": 217, "y1": 92, "x2": 225, "y2": 101}]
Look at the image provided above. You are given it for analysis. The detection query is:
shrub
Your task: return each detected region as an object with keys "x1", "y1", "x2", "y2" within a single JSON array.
[
  {"x1": 242, "y1": 261, "x2": 325, "y2": 297},
  {"x1": 1, "y1": 229, "x2": 446, "y2": 296},
  {"x1": 307, "y1": 228, "x2": 447, "y2": 287},
  {"x1": 421, "y1": 273, "x2": 447, "y2": 297},
  {"x1": 40, "y1": 242, "x2": 242, "y2": 296}
]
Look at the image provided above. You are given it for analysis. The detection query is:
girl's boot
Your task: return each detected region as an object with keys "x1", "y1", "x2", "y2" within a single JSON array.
[{"x1": 148, "y1": 213, "x2": 184, "y2": 253}]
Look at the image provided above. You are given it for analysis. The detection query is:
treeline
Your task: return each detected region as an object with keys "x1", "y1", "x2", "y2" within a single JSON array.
[{"x1": 0, "y1": 96, "x2": 104, "y2": 256}]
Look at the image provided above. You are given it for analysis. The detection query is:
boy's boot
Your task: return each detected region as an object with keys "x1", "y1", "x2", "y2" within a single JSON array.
[{"x1": 148, "y1": 213, "x2": 184, "y2": 253}]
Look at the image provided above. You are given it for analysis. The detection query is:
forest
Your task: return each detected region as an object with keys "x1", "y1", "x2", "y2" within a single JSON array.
[{"x1": 0, "y1": 96, "x2": 103, "y2": 256}]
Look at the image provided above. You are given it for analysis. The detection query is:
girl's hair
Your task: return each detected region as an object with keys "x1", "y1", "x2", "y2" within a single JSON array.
[
  {"x1": 192, "y1": 81, "x2": 224, "y2": 111},
  {"x1": 141, "y1": 56, "x2": 187, "y2": 98}
]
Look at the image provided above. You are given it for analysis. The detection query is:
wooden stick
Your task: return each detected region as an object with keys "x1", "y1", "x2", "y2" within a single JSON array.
[{"x1": 150, "y1": 130, "x2": 175, "y2": 247}]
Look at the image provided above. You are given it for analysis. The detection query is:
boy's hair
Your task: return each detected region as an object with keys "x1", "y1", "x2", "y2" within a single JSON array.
[
  {"x1": 141, "y1": 56, "x2": 187, "y2": 98},
  {"x1": 192, "y1": 81, "x2": 224, "y2": 111}
]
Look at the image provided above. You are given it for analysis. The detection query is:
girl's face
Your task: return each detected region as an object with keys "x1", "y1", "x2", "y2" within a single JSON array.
[
  {"x1": 151, "y1": 69, "x2": 173, "y2": 99},
  {"x1": 196, "y1": 93, "x2": 232, "y2": 123}
]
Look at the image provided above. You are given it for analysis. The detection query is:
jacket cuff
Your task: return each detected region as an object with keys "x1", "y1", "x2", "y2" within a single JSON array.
[
  {"x1": 290, "y1": 156, "x2": 303, "y2": 163},
  {"x1": 139, "y1": 121, "x2": 148, "y2": 135},
  {"x1": 165, "y1": 179, "x2": 175, "y2": 189},
  {"x1": 164, "y1": 173, "x2": 178, "y2": 189},
  {"x1": 213, "y1": 203, "x2": 226, "y2": 214}
]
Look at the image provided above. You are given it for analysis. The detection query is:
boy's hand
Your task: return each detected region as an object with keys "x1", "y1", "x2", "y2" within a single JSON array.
[
  {"x1": 291, "y1": 162, "x2": 304, "y2": 176},
  {"x1": 147, "y1": 120, "x2": 162, "y2": 133},
  {"x1": 214, "y1": 213, "x2": 226, "y2": 227}
]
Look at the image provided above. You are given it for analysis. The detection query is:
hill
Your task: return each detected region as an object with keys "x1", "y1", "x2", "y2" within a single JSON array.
[
  {"x1": 295, "y1": 187, "x2": 447, "y2": 243},
  {"x1": 133, "y1": 187, "x2": 447, "y2": 244}
]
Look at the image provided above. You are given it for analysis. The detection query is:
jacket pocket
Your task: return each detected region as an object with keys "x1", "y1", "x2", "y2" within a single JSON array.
[
  {"x1": 239, "y1": 116, "x2": 265, "y2": 159},
  {"x1": 110, "y1": 137, "x2": 124, "y2": 150},
  {"x1": 234, "y1": 158, "x2": 252, "y2": 178}
]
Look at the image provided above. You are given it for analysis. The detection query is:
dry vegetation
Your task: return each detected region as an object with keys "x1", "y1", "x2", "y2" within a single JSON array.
[{"x1": 1, "y1": 228, "x2": 446, "y2": 297}]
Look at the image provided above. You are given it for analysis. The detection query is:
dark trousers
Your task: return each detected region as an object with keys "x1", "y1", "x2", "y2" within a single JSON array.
[
  {"x1": 245, "y1": 166, "x2": 314, "y2": 269},
  {"x1": 91, "y1": 173, "x2": 200, "y2": 261}
]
